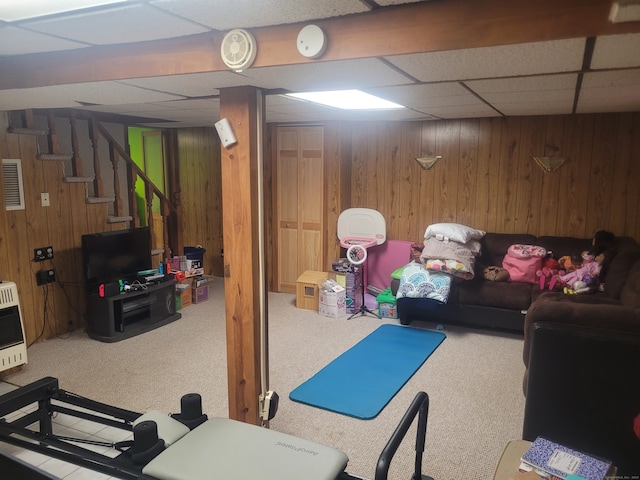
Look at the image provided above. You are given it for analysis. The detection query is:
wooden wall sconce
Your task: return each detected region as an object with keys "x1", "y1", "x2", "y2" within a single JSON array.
[
  {"x1": 415, "y1": 156, "x2": 442, "y2": 170},
  {"x1": 533, "y1": 156, "x2": 566, "y2": 173}
]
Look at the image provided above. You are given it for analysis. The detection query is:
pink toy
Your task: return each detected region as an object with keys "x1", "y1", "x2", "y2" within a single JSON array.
[
  {"x1": 557, "y1": 251, "x2": 603, "y2": 290},
  {"x1": 536, "y1": 257, "x2": 560, "y2": 290}
]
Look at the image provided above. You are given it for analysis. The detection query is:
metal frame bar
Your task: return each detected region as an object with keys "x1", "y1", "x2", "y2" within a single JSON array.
[
  {"x1": 0, "y1": 377, "x2": 157, "y2": 479},
  {"x1": 2, "y1": 377, "x2": 433, "y2": 480}
]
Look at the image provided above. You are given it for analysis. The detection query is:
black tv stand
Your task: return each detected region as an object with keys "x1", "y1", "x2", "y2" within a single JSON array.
[{"x1": 86, "y1": 280, "x2": 181, "y2": 343}]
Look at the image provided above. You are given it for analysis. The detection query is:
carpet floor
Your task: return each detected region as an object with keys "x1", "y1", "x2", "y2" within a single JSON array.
[{"x1": 3, "y1": 276, "x2": 526, "y2": 480}]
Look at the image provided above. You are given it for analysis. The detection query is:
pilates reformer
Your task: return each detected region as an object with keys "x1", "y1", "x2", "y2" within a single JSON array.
[{"x1": 0, "y1": 377, "x2": 433, "y2": 480}]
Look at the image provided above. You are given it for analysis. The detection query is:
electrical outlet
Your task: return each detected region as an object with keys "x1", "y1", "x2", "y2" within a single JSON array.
[
  {"x1": 34, "y1": 246, "x2": 54, "y2": 262},
  {"x1": 36, "y1": 269, "x2": 56, "y2": 285},
  {"x1": 41, "y1": 192, "x2": 50, "y2": 207}
]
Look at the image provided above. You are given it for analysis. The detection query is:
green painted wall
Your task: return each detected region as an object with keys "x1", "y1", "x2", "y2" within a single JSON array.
[{"x1": 128, "y1": 127, "x2": 164, "y2": 224}]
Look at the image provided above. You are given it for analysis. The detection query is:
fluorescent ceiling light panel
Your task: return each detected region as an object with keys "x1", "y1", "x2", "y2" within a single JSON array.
[
  {"x1": 0, "y1": 0, "x2": 127, "y2": 22},
  {"x1": 286, "y1": 90, "x2": 405, "y2": 110}
]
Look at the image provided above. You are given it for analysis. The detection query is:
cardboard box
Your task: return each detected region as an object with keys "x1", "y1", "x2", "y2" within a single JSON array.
[
  {"x1": 318, "y1": 284, "x2": 346, "y2": 318},
  {"x1": 296, "y1": 270, "x2": 329, "y2": 310},
  {"x1": 192, "y1": 284, "x2": 209, "y2": 304},
  {"x1": 178, "y1": 286, "x2": 192, "y2": 308}
]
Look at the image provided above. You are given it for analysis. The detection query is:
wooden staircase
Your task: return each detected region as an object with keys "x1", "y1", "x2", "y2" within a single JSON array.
[{"x1": 8, "y1": 109, "x2": 181, "y2": 257}]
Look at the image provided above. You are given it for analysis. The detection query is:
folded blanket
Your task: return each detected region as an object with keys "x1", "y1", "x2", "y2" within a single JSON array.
[
  {"x1": 420, "y1": 236, "x2": 479, "y2": 279},
  {"x1": 395, "y1": 262, "x2": 452, "y2": 303}
]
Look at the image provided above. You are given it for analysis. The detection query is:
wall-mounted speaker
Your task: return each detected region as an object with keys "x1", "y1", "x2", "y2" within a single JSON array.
[{"x1": 215, "y1": 118, "x2": 237, "y2": 148}]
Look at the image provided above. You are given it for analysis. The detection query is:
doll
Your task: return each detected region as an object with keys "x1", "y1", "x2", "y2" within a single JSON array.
[{"x1": 557, "y1": 250, "x2": 603, "y2": 292}]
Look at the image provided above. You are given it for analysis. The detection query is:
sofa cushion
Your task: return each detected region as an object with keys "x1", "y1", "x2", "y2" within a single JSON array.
[
  {"x1": 620, "y1": 259, "x2": 640, "y2": 310},
  {"x1": 458, "y1": 278, "x2": 531, "y2": 310},
  {"x1": 604, "y1": 240, "x2": 640, "y2": 299},
  {"x1": 478, "y1": 233, "x2": 536, "y2": 269},
  {"x1": 536, "y1": 236, "x2": 592, "y2": 260}
]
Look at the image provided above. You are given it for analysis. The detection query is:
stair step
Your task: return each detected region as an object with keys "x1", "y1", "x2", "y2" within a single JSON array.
[
  {"x1": 86, "y1": 196, "x2": 114, "y2": 204},
  {"x1": 38, "y1": 153, "x2": 73, "y2": 161},
  {"x1": 63, "y1": 176, "x2": 94, "y2": 183},
  {"x1": 106, "y1": 216, "x2": 133, "y2": 224},
  {"x1": 7, "y1": 127, "x2": 47, "y2": 136}
]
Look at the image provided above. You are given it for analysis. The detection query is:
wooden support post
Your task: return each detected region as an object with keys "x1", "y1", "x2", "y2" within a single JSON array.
[{"x1": 219, "y1": 86, "x2": 268, "y2": 425}]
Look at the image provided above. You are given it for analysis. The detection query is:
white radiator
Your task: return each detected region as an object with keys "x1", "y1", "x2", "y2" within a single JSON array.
[{"x1": 0, "y1": 281, "x2": 28, "y2": 372}]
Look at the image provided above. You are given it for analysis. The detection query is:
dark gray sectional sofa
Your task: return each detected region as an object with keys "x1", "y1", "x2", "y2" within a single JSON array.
[{"x1": 397, "y1": 232, "x2": 640, "y2": 333}]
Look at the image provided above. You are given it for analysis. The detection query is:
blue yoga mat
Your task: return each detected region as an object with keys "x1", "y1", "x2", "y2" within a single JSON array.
[{"x1": 289, "y1": 324, "x2": 446, "y2": 419}]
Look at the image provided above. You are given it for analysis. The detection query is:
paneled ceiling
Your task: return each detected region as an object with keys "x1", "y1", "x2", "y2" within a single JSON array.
[{"x1": 1, "y1": 0, "x2": 639, "y2": 128}]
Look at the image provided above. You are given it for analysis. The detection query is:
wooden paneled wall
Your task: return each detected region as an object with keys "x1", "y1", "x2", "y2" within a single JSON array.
[
  {"x1": 0, "y1": 112, "x2": 115, "y2": 347},
  {"x1": 344, "y1": 113, "x2": 640, "y2": 244},
  {"x1": 176, "y1": 127, "x2": 224, "y2": 277},
  {"x1": 2, "y1": 111, "x2": 639, "y2": 344}
]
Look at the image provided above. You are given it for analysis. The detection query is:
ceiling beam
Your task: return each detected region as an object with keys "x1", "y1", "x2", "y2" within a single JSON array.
[{"x1": 1, "y1": 0, "x2": 639, "y2": 90}]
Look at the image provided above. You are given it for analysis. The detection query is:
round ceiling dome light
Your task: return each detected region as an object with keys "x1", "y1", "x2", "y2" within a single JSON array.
[
  {"x1": 220, "y1": 29, "x2": 257, "y2": 72},
  {"x1": 296, "y1": 24, "x2": 327, "y2": 59}
]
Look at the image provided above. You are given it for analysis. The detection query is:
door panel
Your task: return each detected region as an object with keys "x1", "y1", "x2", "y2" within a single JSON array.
[{"x1": 276, "y1": 126, "x2": 324, "y2": 293}]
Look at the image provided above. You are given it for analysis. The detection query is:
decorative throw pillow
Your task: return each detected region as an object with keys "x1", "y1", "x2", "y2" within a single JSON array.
[
  {"x1": 483, "y1": 265, "x2": 510, "y2": 282},
  {"x1": 424, "y1": 223, "x2": 486, "y2": 244}
]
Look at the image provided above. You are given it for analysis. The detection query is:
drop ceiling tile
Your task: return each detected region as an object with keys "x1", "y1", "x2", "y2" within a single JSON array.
[
  {"x1": 419, "y1": 105, "x2": 502, "y2": 119},
  {"x1": 368, "y1": 83, "x2": 483, "y2": 110},
  {"x1": 21, "y1": 3, "x2": 210, "y2": 46},
  {"x1": 0, "y1": 25, "x2": 87, "y2": 56},
  {"x1": 591, "y1": 33, "x2": 640, "y2": 69},
  {"x1": 150, "y1": 0, "x2": 369, "y2": 30},
  {"x1": 466, "y1": 74, "x2": 576, "y2": 115},
  {"x1": 0, "y1": 81, "x2": 184, "y2": 111},
  {"x1": 385, "y1": 39, "x2": 585, "y2": 83},
  {"x1": 576, "y1": 70, "x2": 640, "y2": 113},
  {"x1": 120, "y1": 71, "x2": 252, "y2": 98},
  {"x1": 243, "y1": 58, "x2": 414, "y2": 92}
]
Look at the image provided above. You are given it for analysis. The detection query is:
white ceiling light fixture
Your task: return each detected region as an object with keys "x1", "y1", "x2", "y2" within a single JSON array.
[
  {"x1": 0, "y1": 0, "x2": 127, "y2": 22},
  {"x1": 286, "y1": 90, "x2": 405, "y2": 110}
]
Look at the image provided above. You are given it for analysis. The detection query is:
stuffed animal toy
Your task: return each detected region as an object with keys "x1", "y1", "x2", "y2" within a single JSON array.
[
  {"x1": 557, "y1": 255, "x2": 581, "y2": 274},
  {"x1": 536, "y1": 257, "x2": 560, "y2": 290},
  {"x1": 559, "y1": 251, "x2": 603, "y2": 294}
]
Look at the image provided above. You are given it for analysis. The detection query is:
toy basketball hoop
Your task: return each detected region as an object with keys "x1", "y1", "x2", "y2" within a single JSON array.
[
  {"x1": 337, "y1": 208, "x2": 386, "y2": 319},
  {"x1": 337, "y1": 208, "x2": 386, "y2": 249}
]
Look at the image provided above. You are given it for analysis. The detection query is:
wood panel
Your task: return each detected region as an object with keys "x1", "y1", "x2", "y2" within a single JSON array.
[
  {"x1": 275, "y1": 126, "x2": 323, "y2": 292},
  {"x1": 177, "y1": 127, "x2": 223, "y2": 277},
  {"x1": 0, "y1": 112, "x2": 113, "y2": 348},
  {"x1": 219, "y1": 86, "x2": 264, "y2": 425},
  {"x1": 344, "y1": 112, "x2": 640, "y2": 245},
  {"x1": 3, "y1": 0, "x2": 640, "y2": 92}
]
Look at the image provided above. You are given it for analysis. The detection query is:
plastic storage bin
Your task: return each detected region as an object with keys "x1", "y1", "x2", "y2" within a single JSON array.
[{"x1": 376, "y1": 288, "x2": 398, "y2": 319}]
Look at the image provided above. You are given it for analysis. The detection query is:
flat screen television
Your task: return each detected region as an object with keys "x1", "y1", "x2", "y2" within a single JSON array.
[{"x1": 82, "y1": 227, "x2": 152, "y2": 293}]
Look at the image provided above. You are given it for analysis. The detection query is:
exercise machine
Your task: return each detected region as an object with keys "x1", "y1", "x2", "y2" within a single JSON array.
[{"x1": 0, "y1": 377, "x2": 432, "y2": 480}]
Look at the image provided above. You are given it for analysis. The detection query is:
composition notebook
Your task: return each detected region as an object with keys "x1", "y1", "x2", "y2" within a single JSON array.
[
  {"x1": 143, "y1": 417, "x2": 349, "y2": 480},
  {"x1": 521, "y1": 437, "x2": 613, "y2": 480}
]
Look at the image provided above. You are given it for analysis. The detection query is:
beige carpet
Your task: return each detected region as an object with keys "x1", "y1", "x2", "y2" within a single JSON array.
[{"x1": 4, "y1": 276, "x2": 526, "y2": 480}]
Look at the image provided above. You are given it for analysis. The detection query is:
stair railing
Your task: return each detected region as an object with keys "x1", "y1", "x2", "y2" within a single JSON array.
[{"x1": 41, "y1": 109, "x2": 180, "y2": 258}]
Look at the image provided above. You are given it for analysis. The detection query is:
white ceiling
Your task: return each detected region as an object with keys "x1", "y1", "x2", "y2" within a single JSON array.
[{"x1": 1, "y1": 0, "x2": 640, "y2": 128}]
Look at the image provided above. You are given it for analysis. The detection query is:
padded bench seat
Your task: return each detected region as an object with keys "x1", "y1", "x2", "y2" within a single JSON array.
[{"x1": 142, "y1": 417, "x2": 349, "y2": 480}]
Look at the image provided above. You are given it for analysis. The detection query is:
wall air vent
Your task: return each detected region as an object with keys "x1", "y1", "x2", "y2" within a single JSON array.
[{"x1": 2, "y1": 158, "x2": 26, "y2": 211}]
